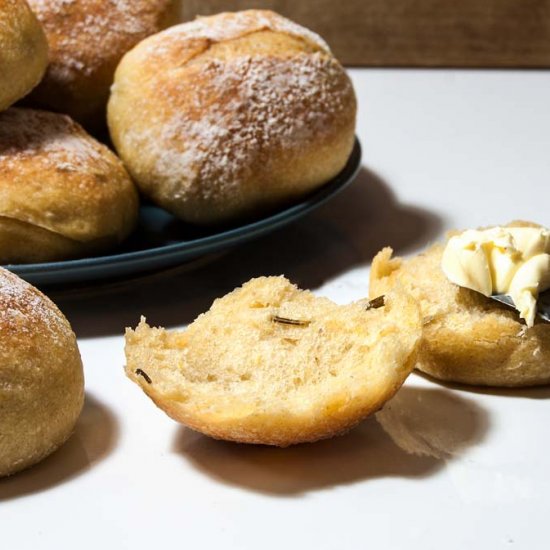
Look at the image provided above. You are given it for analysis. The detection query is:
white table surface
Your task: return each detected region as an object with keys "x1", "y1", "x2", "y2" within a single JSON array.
[{"x1": 2, "y1": 69, "x2": 550, "y2": 550}]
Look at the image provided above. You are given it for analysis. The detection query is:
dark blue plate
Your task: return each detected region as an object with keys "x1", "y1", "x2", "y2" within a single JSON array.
[{"x1": 5, "y1": 139, "x2": 361, "y2": 285}]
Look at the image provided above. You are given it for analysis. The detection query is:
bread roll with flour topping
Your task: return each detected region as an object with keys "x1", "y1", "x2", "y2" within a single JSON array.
[
  {"x1": 108, "y1": 10, "x2": 357, "y2": 225},
  {"x1": 0, "y1": 108, "x2": 139, "y2": 263},
  {"x1": 0, "y1": 267, "x2": 84, "y2": 476},
  {"x1": 0, "y1": 0, "x2": 48, "y2": 112},
  {"x1": 26, "y1": 0, "x2": 178, "y2": 129}
]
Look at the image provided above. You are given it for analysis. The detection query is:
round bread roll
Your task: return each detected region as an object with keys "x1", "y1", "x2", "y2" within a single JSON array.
[
  {"x1": 108, "y1": 10, "x2": 357, "y2": 225},
  {"x1": 0, "y1": 267, "x2": 84, "y2": 476},
  {"x1": 370, "y1": 235, "x2": 550, "y2": 387},
  {"x1": 125, "y1": 276, "x2": 421, "y2": 447},
  {"x1": 25, "y1": 0, "x2": 178, "y2": 129},
  {"x1": 0, "y1": 0, "x2": 48, "y2": 112},
  {"x1": 0, "y1": 108, "x2": 139, "y2": 263}
]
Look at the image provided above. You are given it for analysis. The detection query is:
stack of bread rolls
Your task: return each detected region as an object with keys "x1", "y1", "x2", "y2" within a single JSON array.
[
  {"x1": 0, "y1": 0, "x2": 168, "y2": 263},
  {"x1": 1, "y1": 3, "x2": 362, "y2": 473},
  {"x1": 0, "y1": 3, "x2": 357, "y2": 264}
]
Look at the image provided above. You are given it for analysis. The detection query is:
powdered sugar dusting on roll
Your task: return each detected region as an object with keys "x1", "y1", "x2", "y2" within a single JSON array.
[
  {"x1": 0, "y1": 268, "x2": 67, "y2": 340},
  {"x1": 0, "y1": 109, "x2": 109, "y2": 173},
  {"x1": 143, "y1": 9, "x2": 331, "y2": 56},
  {"x1": 128, "y1": 53, "x2": 352, "y2": 197},
  {"x1": 108, "y1": 9, "x2": 356, "y2": 224},
  {"x1": 27, "y1": 0, "x2": 172, "y2": 82}
]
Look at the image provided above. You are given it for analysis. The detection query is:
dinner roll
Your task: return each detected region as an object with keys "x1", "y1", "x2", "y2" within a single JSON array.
[
  {"x1": 370, "y1": 238, "x2": 550, "y2": 387},
  {"x1": 0, "y1": 267, "x2": 84, "y2": 476},
  {"x1": 0, "y1": 108, "x2": 139, "y2": 263},
  {"x1": 0, "y1": 0, "x2": 48, "y2": 112},
  {"x1": 125, "y1": 276, "x2": 421, "y2": 447},
  {"x1": 26, "y1": 0, "x2": 178, "y2": 129},
  {"x1": 108, "y1": 10, "x2": 357, "y2": 225}
]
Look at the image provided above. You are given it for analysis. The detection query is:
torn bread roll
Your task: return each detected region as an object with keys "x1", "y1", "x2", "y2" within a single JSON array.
[
  {"x1": 370, "y1": 228, "x2": 550, "y2": 387},
  {"x1": 125, "y1": 276, "x2": 421, "y2": 447}
]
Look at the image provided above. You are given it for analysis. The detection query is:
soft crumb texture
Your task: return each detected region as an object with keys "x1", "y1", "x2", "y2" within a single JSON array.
[
  {"x1": 370, "y1": 241, "x2": 550, "y2": 387},
  {"x1": 108, "y1": 10, "x2": 357, "y2": 225},
  {"x1": 0, "y1": 0, "x2": 48, "y2": 112},
  {"x1": 125, "y1": 276, "x2": 422, "y2": 447},
  {"x1": 0, "y1": 108, "x2": 139, "y2": 263},
  {"x1": 0, "y1": 267, "x2": 84, "y2": 476},
  {"x1": 26, "y1": 0, "x2": 177, "y2": 127}
]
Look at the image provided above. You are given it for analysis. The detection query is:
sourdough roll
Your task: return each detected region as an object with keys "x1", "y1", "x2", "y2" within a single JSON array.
[
  {"x1": 370, "y1": 226, "x2": 550, "y2": 387},
  {"x1": 0, "y1": 108, "x2": 139, "y2": 263},
  {"x1": 26, "y1": 0, "x2": 178, "y2": 128},
  {"x1": 0, "y1": 268, "x2": 84, "y2": 476},
  {"x1": 108, "y1": 10, "x2": 357, "y2": 225},
  {"x1": 125, "y1": 276, "x2": 421, "y2": 447},
  {"x1": 0, "y1": 0, "x2": 48, "y2": 112}
]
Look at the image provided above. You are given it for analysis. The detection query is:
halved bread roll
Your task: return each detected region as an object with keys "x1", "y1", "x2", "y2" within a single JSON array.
[
  {"x1": 125, "y1": 276, "x2": 421, "y2": 447},
  {"x1": 370, "y1": 241, "x2": 550, "y2": 387}
]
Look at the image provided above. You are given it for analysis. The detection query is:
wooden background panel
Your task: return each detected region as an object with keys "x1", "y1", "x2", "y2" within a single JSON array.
[{"x1": 178, "y1": 0, "x2": 550, "y2": 67}]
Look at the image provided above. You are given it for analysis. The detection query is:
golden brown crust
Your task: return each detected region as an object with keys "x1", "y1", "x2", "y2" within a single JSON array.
[
  {"x1": 0, "y1": 267, "x2": 84, "y2": 476},
  {"x1": 125, "y1": 276, "x2": 422, "y2": 447},
  {"x1": 0, "y1": 216, "x2": 88, "y2": 263},
  {"x1": 370, "y1": 239, "x2": 550, "y2": 387},
  {"x1": 139, "y1": 348, "x2": 419, "y2": 447},
  {"x1": 0, "y1": 0, "x2": 48, "y2": 112},
  {"x1": 108, "y1": 10, "x2": 357, "y2": 225},
  {"x1": 26, "y1": 0, "x2": 178, "y2": 128},
  {"x1": 0, "y1": 108, "x2": 139, "y2": 263}
]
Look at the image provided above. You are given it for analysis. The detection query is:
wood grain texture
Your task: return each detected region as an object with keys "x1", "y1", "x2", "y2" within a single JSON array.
[{"x1": 178, "y1": 0, "x2": 550, "y2": 67}]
